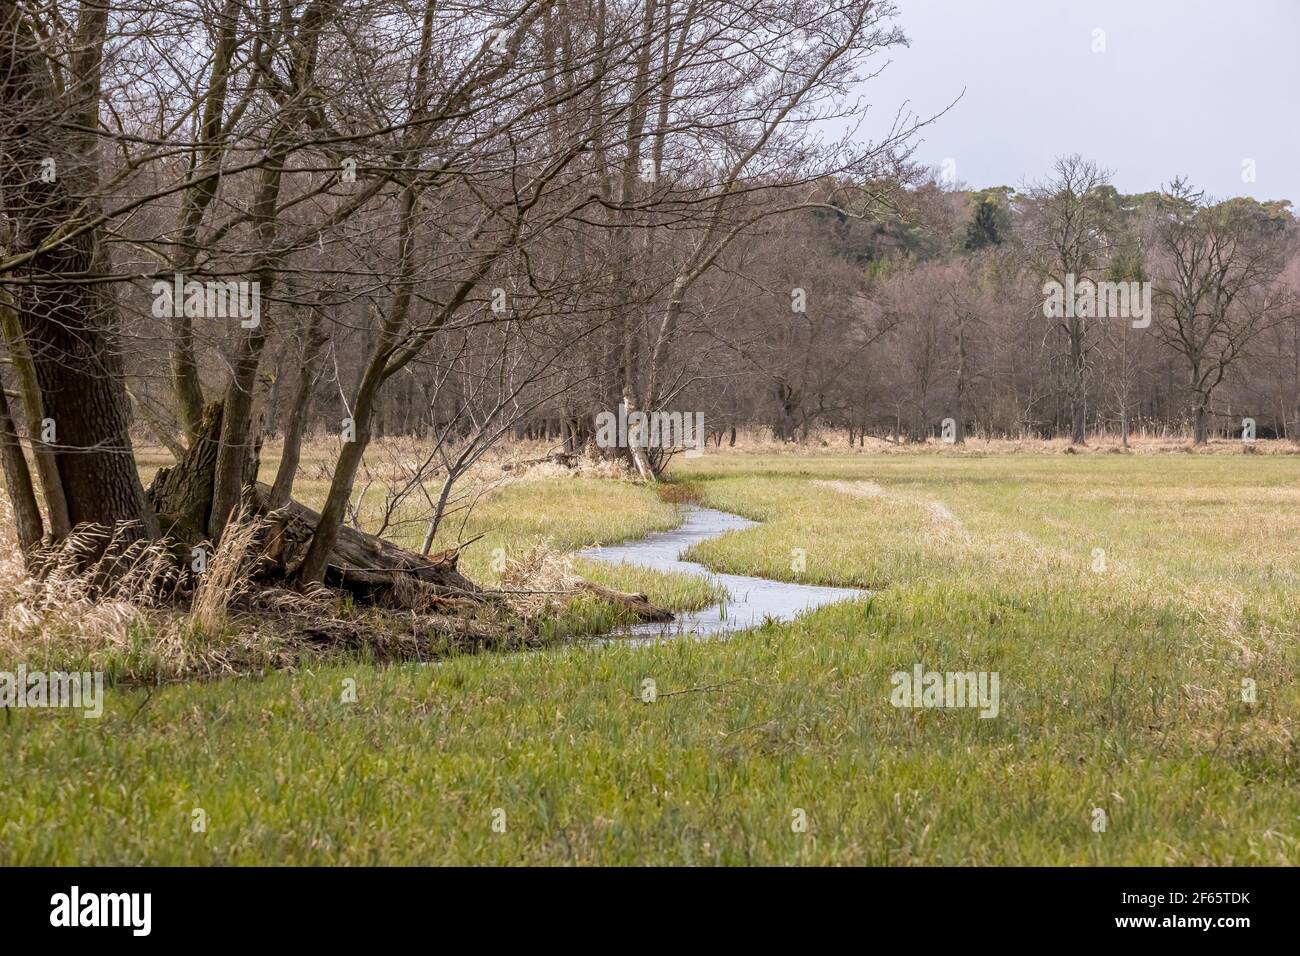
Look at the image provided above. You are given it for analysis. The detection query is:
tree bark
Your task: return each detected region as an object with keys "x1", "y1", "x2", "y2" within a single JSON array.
[
  {"x1": 148, "y1": 402, "x2": 224, "y2": 540},
  {"x1": 0, "y1": 381, "x2": 43, "y2": 555},
  {"x1": 269, "y1": 314, "x2": 328, "y2": 508},
  {"x1": 953, "y1": 313, "x2": 968, "y2": 444},
  {"x1": 1069, "y1": 320, "x2": 1087, "y2": 445},
  {"x1": 297, "y1": 358, "x2": 382, "y2": 582},
  {"x1": 0, "y1": 0, "x2": 157, "y2": 539},
  {"x1": 0, "y1": 292, "x2": 70, "y2": 535}
]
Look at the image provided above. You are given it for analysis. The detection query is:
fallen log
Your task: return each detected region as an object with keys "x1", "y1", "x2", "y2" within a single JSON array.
[
  {"x1": 252, "y1": 483, "x2": 480, "y2": 609},
  {"x1": 576, "y1": 580, "x2": 674, "y2": 623}
]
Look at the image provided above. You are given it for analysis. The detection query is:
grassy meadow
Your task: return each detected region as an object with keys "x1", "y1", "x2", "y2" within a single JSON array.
[{"x1": 2, "y1": 442, "x2": 1298, "y2": 864}]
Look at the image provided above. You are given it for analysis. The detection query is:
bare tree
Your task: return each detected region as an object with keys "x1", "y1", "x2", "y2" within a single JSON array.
[
  {"x1": 1023, "y1": 156, "x2": 1114, "y2": 445},
  {"x1": 1152, "y1": 180, "x2": 1288, "y2": 444}
]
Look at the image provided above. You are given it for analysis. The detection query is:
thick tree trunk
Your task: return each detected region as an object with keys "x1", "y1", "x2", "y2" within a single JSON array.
[
  {"x1": 256, "y1": 484, "x2": 481, "y2": 607},
  {"x1": 1069, "y1": 323, "x2": 1087, "y2": 445},
  {"x1": 1071, "y1": 400, "x2": 1086, "y2": 445},
  {"x1": 954, "y1": 318, "x2": 967, "y2": 444},
  {"x1": 0, "y1": 2, "x2": 157, "y2": 539}
]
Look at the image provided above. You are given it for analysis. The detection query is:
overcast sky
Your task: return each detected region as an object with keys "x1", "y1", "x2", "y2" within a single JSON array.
[{"x1": 859, "y1": 0, "x2": 1299, "y2": 202}]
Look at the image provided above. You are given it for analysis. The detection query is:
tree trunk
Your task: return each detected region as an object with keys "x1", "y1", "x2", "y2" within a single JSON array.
[
  {"x1": 1069, "y1": 322, "x2": 1087, "y2": 445},
  {"x1": 208, "y1": 152, "x2": 288, "y2": 540},
  {"x1": 954, "y1": 316, "x2": 967, "y2": 444},
  {"x1": 0, "y1": 382, "x2": 44, "y2": 556},
  {"x1": 143, "y1": 397, "x2": 673, "y2": 623},
  {"x1": 575, "y1": 581, "x2": 673, "y2": 622},
  {"x1": 297, "y1": 362, "x2": 383, "y2": 583},
  {"x1": 209, "y1": 340, "x2": 266, "y2": 539},
  {"x1": 0, "y1": 293, "x2": 70, "y2": 536},
  {"x1": 0, "y1": 2, "x2": 157, "y2": 539},
  {"x1": 269, "y1": 314, "x2": 328, "y2": 508},
  {"x1": 148, "y1": 402, "x2": 224, "y2": 541},
  {"x1": 146, "y1": 401, "x2": 478, "y2": 606},
  {"x1": 1071, "y1": 400, "x2": 1086, "y2": 445},
  {"x1": 621, "y1": 393, "x2": 656, "y2": 481},
  {"x1": 165, "y1": 0, "x2": 245, "y2": 442},
  {"x1": 256, "y1": 484, "x2": 481, "y2": 606}
]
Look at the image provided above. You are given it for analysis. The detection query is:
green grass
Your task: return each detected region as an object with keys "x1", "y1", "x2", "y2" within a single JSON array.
[{"x1": 3, "y1": 451, "x2": 1298, "y2": 864}]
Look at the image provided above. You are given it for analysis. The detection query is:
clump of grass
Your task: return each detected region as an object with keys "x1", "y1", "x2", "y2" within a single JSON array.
[
  {"x1": 655, "y1": 479, "x2": 702, "y2": 504},
  {"x1": 189, "y1": 509, "x2": 264, "y2": 636},
  {"x1": 25, "y1": 520, "x2": 185, "y2": 605},
  {"x1": 495, "y1": 541, "x2": 582, "y2": 620},
  {"x1": 0, "y1": 496, "x2": 182, "y2": 668},
  {"x1": 0, "y1": 501, "x2": 283, "y2": 681},
  {"x1": 0, "y1": 496, "x2": 492, "y2": 680}
]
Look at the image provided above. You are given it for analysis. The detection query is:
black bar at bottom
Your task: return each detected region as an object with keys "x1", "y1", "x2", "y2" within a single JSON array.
[{"x1": 0, "y1": 866, "x2": 1290, "y2": 942}]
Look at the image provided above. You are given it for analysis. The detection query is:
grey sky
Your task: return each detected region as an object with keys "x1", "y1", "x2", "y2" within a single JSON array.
[{"x1": 860, "y1": 0, "x2": 1299, "y2": 203}]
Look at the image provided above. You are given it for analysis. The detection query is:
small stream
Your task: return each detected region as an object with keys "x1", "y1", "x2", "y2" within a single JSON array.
[{"x1": 578, "y1": 506, "x2": 865, "y2": 641}]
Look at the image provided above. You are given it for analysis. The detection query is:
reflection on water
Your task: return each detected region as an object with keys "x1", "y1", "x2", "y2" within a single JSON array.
[{"x1": 578, "y1": 505, "x2": 865, "y2": 641}]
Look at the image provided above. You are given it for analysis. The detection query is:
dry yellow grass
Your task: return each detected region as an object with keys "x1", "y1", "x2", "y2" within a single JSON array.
[
  {"x1": 188, "y1": 510, "x2": 264, "y2": 635},
  {"x1": 494, "y1": 541, "x2": 582, "y2": 619},
  {"x1": 719, "y1": 426, "x2": 1300, "y2": 457}
]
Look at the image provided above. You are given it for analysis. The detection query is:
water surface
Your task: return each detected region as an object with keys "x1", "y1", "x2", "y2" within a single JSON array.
[{"x1": 578, "y1": 505, "x2": 865, "y2": 640}]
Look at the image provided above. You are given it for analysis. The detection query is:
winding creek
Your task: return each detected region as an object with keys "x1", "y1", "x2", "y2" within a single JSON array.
[{"x1": 578, "y1": 505, "x2": 866, "y2": 641}]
